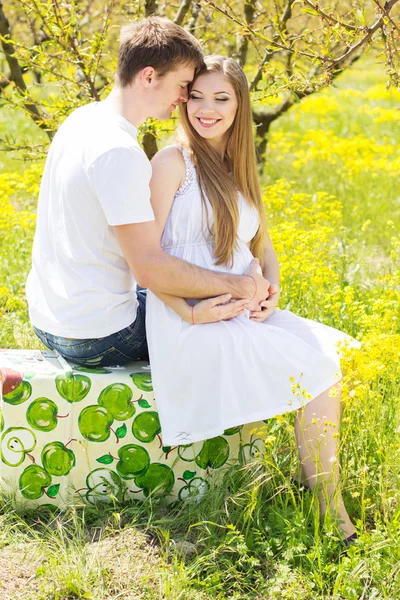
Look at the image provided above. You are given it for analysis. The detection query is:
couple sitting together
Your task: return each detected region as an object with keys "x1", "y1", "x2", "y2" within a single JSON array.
[{"x1": 26, "y1": 17, "x2": 360, "y2": 544}]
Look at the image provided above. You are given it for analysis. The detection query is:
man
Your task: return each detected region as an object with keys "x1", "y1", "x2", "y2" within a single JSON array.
[{"x1": 27, "y1": 17, "x2": 270, "y2": 366}]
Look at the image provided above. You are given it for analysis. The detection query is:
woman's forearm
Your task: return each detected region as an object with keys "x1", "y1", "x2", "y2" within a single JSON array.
[
  {"x1": 151, "y1": 290, "x2": 191, "y2": 322},
  {"x1": 263, "y1": 248, "x2": 280, "y2": 288}
]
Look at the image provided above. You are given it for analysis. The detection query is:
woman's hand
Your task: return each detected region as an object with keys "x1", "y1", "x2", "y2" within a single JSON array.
[
  {"x1": 250, "y1": 284, "x2": 280, "y2": 323},
  {"x1": 244, "y1": 258, "x2": 270, "y2": 312},
  {"x1": 190, "y1": 294, "x2": 249, "y2": 324}
]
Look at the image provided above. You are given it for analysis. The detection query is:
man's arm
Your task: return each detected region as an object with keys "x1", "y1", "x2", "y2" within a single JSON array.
[
  {"x1": 114, "y1": 218, "x2": 261, "y2": 299},
  {"x1": 262, "y1": 229, "x2": 280, "y2": 287},
  {"x1": 114, "y1": 146, "x2": 269, "y2": 302}
]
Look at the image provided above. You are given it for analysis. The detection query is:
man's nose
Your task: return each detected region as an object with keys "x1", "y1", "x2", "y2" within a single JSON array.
[{"x1": 180, "y1": 87, "x2": 189, "y2": 102}]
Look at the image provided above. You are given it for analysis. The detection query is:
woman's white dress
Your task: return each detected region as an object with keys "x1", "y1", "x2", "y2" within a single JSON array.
[{"x1": 146, "y1": 147, "x2": 361, "y2": 446}]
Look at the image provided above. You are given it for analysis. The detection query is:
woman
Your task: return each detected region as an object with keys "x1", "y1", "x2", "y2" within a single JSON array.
[{"x1": 146, "y1": 56, "x2": 360, "y2": 543}]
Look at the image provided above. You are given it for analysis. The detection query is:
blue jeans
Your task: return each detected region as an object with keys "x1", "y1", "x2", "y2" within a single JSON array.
[{"x1": 33, "y1": 289, "x2": 148, "y2": 367}]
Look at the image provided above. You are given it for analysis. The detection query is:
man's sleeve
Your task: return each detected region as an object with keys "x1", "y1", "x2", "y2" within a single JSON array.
[{"x1": 88, "y1": 146, "x2": 155, "y2": 226}]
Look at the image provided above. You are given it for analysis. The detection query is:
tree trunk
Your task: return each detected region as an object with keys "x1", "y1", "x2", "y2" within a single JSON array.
[{"x1": 142, "y1": 131, "x2": 158, "y2": 160}]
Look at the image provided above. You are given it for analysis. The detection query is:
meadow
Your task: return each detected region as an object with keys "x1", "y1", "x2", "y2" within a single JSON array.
[{"x1": 0, "y1": 57, "x2": 399, "y2": 599}]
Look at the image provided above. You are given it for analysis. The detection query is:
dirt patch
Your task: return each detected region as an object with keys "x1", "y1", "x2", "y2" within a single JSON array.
[
  {"x1": 88, "y1": 527, "x2": 163, "y2": 599},
  {"x1": 0, "y1": 543, "x2": 41, "y2": 600},
  {"x1": 0, "y1": 527, "x2": 165, "y2": 600}
]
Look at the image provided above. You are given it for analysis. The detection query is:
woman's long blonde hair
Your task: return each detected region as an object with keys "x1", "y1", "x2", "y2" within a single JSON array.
[{"x1": 179, "y1": 55, "x2": 266, "y2": 269}]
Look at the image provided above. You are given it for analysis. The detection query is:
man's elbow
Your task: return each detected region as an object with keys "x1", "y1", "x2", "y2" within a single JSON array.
[
  {"x1": 134, "y1": 264, "x2": 156, "y2": 289},
  {"x1": 135, "y1": 270, "x2": 150, "y2": 289},
  {"x1": 133, "y1": 251, "x2": 167, "y2": 290}
]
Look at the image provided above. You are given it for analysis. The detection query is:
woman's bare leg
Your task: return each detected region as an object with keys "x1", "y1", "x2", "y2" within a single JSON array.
[{"x1": 294, "y1": 381, "x2": 356, "y2": 540}]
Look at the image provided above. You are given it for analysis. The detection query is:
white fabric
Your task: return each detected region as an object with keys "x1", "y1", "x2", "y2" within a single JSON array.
[
  {"x1": 27, "y1": 101, "x2": 155, "y2": 338},
  {"x1": 146, "y1": 146, "x2": 361, "y2": 446}
]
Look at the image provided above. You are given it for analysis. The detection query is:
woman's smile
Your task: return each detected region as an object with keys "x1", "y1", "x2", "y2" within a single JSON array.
[{"x1": 196, "y1": 116, "x2": 222, "y2": 128}]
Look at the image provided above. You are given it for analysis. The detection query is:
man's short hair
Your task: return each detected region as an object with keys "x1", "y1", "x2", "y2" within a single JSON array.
[{"x1": 117, "y1": 17, "x2": 204, "y2": 87}]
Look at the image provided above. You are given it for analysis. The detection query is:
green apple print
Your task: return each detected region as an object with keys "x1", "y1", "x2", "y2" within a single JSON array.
[
  {"x1": 2, "y1": 367, "x2": 32, "y2": 405},
  {"x1": 115, "y1": 444, "x2": 150, "y2": 479},
  {"x1": 195, "y1": 437, "x2": 230, "y2": 470},
  {"x1": 1, "y1": 427, "x2": 36, "y2": 467},
  {"x1": 178, "y1": 476, "x2": 210, "y2": 502},
  {"x1": 55, "y1": 372, "x2": 91, "y2": 403},
  {"x1": 19, "y1": 464, "x2": 57, "y2": 500},
  {"x1": 132, "y1": 412, "x2": 161, "y2": 445},
  {"x1": 0, "y1": 408, "x2": 4, "y2": 433},
  {"x1": 133, "y1": 463, "x2": 174, "y2": 497},
  {"x1": 73, "y1": 366, "x2": 112, "y2": 374},
  {"x1": 41, "y1": 441, "x2": 76, "y2": 477},
  {"x1": 177, "y1": 444, "x2": 196, "y2": 462},
  {"x1": 239, "y1": 438, "x2": 265, "y2": 464},
  {"x1": 5, "y1": 383, "x2": 32, "y2": 405},
  {"x1": 129, "y1": 372, "x2": 153, "y2": 392},
  {"x1": 98, "y1": 383, "x2": 136, "y2": 421},
  {"x1": 78, "y1": 405, "x2": 117, "y2": 442},
  {"x1": 223, "y1": 426, "x2": 242, "y2": 436},
  {"x1": 26, "y1": 398, "x2": 69, "y2": 432},
  {"x1": 79, "y1": 468, "x2": 124, "y2": 504}
]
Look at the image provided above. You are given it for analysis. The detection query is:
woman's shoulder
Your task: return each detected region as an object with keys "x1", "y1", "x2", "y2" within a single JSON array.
[
  {"x1": 150, "y1": 145, "x2": 187, "y2": 190},
  {"x1": 151, "y1": 145, "x2": 197, "y2": 197},
  {"x1": 151, "y1": 144, "x2": 187, "y2": 170}
]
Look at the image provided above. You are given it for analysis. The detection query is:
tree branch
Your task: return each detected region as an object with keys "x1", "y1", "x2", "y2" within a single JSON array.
[
  {"x1": 249, "y1": 0, "x2": 295, "y2": 91},
  {"x1": 303, "y1": 0, "x2": 358, "y2": 32},
  {"x1": 0, "y1": 1, "x2": 53, "y2": 138},
  {"x1": 188, "y1": 2, "x2": 201, "y2": 35},
  {"x1": 174, "y1": 0, "x2": 192, "y2": 25},
  {"x1": 253, "y1": 52, "x2": 363, "y2": 160},
  {"x1": 145, "y1": 0, "x2": 158, "y2": 17},
  {"x1": 236, "y1": 0, "x2": 257, "y2": 65},
  {"x1": 201, "y1": 0, "x2": 334, "y2": 63},
  {"x1": 329, "y1": 0, "x2": 400, "y2": 67}
]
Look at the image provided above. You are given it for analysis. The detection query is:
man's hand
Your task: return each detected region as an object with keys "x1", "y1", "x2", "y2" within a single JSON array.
[
  {"x1": 250, "y1": 284, "x2": 280, "y2": 322},
  {"x1": 244, "y1": 258, "x2": 270, "y2": 311},
  {"x1": 191, "y1": 295, "x2": 249, "y2": 324}
]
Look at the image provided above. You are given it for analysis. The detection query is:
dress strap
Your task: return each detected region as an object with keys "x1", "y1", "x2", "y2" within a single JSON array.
[{"x1": 175, "y1": 145, "x2": 197, "y2": 197}]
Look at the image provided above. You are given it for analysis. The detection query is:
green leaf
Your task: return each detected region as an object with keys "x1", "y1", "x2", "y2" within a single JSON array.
[
  {"x1": 24, "y1": 372, "x2": 36, "y2": 380},
  {"x1": 73, "y1": 366, "x2": 112, "y2": 374},
  {"x1": 138, "y1": 398, "x2": 151, "y2": 409},
  {"x1": 47, "y1": 484, "x2": 60, "y2": 498},
  {"x1": 97, "y1": 454, "x2": 114, "y2": 464},
  {"x1": 116, "y1": 424, "x2": 127, "y2": 439},
  {"x1": 301, "y1": 7, "x2": 320, "y2": 16},
  {"x1": 162, "y1": 446, "x2": 172, "y2": 453},
  {"x1": 182, "y1": 470, "x2": 196, "y2": 481}
]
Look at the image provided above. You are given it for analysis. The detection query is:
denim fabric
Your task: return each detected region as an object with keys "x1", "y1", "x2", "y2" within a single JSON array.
[{"x1": 33, "y1": 289, "x2": 148, "y2": 367}]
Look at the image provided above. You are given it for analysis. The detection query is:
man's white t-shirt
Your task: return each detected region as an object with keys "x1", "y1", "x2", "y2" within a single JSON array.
[{"x1": 26, "y1": 101, "x2": 155, "y2": 338}]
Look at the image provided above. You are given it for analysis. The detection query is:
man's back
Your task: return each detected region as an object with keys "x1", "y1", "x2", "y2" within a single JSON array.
[{"x1": 26, "y1": 102, "x2": 154, "y2": 338}]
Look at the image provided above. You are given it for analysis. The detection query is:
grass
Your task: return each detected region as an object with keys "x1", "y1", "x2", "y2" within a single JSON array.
[{"x1": 1, "y1": 54, "x2": 400, "y2": 598}]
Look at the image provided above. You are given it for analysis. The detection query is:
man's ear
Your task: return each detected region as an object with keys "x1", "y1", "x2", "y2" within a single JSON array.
[{"x1": 140, "y1": 66, "x2": 156, "y2": 87}]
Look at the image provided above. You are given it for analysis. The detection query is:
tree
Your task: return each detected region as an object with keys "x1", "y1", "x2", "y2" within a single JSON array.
[{"x1": 1, "y1": 0, "x2": 399, "y2": 163}]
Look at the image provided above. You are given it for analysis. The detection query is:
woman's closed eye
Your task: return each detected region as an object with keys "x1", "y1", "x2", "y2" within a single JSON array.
[{"x1": 189, "y1": 94, "x2": 229, "y2": 102}]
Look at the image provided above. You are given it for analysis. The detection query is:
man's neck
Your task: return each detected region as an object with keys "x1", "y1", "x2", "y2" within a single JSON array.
[{"x1": 103, "y1": 86, "x2": 148, "y2": 129}]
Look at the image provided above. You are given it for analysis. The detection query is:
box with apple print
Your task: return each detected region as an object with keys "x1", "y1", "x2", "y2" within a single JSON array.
[{"x1": 0, "y1": 350, "x2": 266, "y2": 508}]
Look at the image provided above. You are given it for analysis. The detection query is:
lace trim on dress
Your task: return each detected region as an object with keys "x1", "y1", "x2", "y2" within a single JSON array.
[{"x1": 175, "y1": 146, "x2": 197, "y2": 197}]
